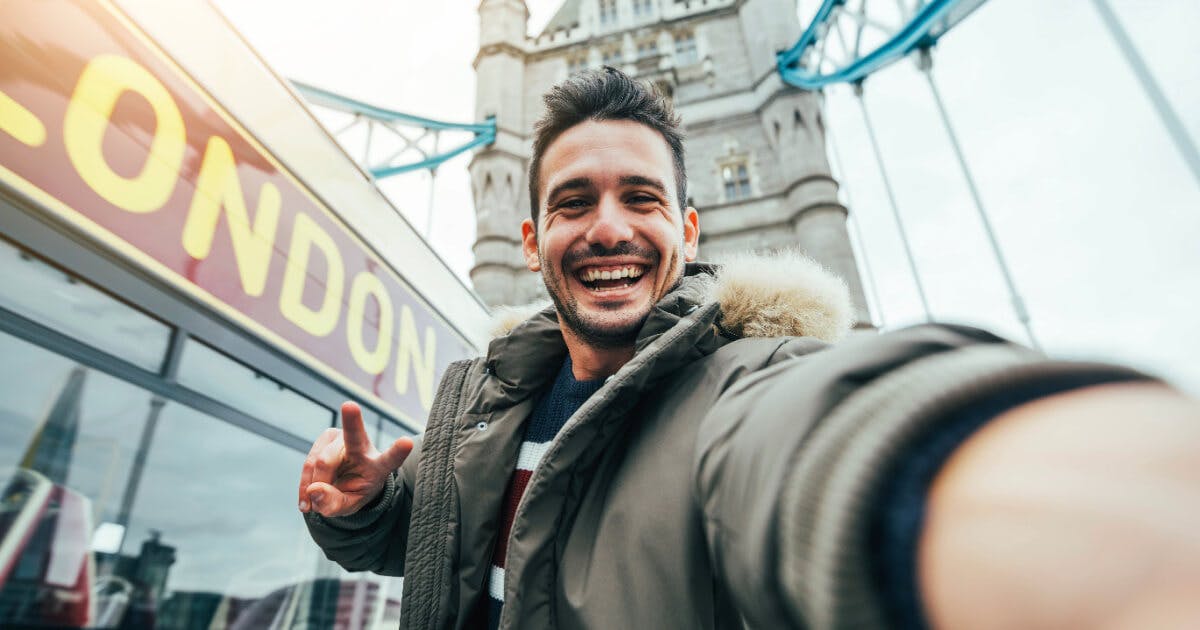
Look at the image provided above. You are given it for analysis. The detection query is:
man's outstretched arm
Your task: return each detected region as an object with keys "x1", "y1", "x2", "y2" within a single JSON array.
[
  {"x1": 920, "y1": 382, "x2": 1200, "y2": 630},
  {"x1": 693, "y1": 324, "x2": 1198, "y2": 629}
]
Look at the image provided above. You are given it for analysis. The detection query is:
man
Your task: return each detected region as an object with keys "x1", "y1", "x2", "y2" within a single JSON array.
[{"x1": 300, "y1": 68, "x2": 1200, "y2": 629}]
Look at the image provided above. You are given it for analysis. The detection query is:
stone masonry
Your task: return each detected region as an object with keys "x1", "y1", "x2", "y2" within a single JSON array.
[{"x1": 470, "y1": 0, "x2": 871, "y2": 325}]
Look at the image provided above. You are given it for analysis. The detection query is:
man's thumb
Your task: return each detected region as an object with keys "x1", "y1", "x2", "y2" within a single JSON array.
[
  {"x1": 306, "y1": 481, "x2": 349, "y2": 517},
  {"x1": 380, "y1": 436, "x2": 415, "y2": 472}
]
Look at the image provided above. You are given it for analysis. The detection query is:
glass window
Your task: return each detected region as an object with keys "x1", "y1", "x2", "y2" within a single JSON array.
[
  {"x1": 176, "y1": 339, "x2": 333, "y2": 441},
  {"x1": 599, "y1": 0, "x2": 617, "y2": 25},
  {"x1": 115, "y1": 403, "x2": 325, "y2": 629},
  {"x1": 675, "y1": 32, "x2": 698, "y2": 65},
  {"x1": 0, "y1": 330, "x2": 350, "y2": 628},
  {"x1": 722, "y1": 162, "x2": 752, "y2": 201},
  {"x1": 327, "y1": 565, "x2": 402, "y2": 629},
  {"x1": 377, "y1": 417, "x2": 415, "y2": 453},
  {"x1": 0, "y1": 238, "x2": 170, "y2": 373}
]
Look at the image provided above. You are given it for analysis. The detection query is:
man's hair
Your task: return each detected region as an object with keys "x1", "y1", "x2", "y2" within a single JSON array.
[{"x1": 528, "y1": 67, "x2": 687, "y2": 225}]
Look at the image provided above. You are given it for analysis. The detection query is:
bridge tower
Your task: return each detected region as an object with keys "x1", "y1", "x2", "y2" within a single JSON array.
[
  {"x1": 470, "y1": 0, "x2": 543, "y2": 307},
  {"x1": 472, "y1": 0, "x2": 870, "y2": 325}
]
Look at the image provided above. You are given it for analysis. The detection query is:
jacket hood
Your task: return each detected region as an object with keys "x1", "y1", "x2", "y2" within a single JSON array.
[{"x1": 488, "y1": 250, "x2": 853, "y2": 344}]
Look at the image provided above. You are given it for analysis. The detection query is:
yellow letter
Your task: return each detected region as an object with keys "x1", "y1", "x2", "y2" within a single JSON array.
[
  {"x1": 395, "y1": 305, "x2": 437, "y2": 411},
  {"x1": 64, "y1": 54, "x2": 185, "y2": 213},
  {"x1": 279, "y1": 213, "x2": 344, "y2": 337},
  {"x1": 0, "y1": 89, "x2": 46, "y2": 147},
  {"x1": 182, "y1": 136, "x2": 281, "y2": 296},
  {"x1": 346, "y1": 271, "x2": 395, "y2": 375}
]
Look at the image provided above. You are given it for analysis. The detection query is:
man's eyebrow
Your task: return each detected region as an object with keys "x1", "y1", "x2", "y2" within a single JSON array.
[
  {"x1": 618, "y1": 175, "x2": 668, "y2": 196},
  {"x1": 546, "y1": 177, "x2": 593, "y2": 203}
]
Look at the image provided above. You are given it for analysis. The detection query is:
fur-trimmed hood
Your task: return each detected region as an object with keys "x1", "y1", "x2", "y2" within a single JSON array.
[{"x1": 489, "y1": 250, "x2": 854, "y2": 343}]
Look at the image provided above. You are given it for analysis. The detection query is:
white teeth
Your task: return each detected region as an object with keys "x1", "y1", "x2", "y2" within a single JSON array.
[{"x1": 580, "y1": 265, "x2": 645, "y2": 283}]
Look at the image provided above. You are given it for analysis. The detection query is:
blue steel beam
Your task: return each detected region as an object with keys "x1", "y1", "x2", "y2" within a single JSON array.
[
  {"x1": 370, "y1": 130, "x2": 496, "y2": 178},
  {"x1": 778, "y1": 0, "x2": 987, "y2": 89},
  {"x1": 292, "y1": 80, "x2": 496, "y2": 179}
]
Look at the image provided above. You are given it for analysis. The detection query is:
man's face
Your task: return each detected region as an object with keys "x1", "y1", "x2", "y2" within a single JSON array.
[{"x1": 522, "y1": 119, "x2": 700, "y2": 347}]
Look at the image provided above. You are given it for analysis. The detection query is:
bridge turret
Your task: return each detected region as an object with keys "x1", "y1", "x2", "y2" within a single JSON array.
[
  {"x1": 478, "y1": 0, "x2": 528, "y2": 49},
  {"x1": 470, "y1": 0, "x2": 541, "y2": 308}
]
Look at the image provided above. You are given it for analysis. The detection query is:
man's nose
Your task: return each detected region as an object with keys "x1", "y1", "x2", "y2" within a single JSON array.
[{"x1": 585, "y1": 195, "x2": 635, "y2": 249}]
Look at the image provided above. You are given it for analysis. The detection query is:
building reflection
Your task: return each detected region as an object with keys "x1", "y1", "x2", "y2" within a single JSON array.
[
  {"x1": 1, "y1": 489, "x2": 402, "y2": 629},
  {"x1": 0, "y1": 335, "x2": 402, "y2": 628}
]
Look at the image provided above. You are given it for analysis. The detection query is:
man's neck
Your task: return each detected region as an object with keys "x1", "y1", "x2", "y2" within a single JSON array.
[{"x1": 559, "y1": 324, "x2": 635, "y2": 381}]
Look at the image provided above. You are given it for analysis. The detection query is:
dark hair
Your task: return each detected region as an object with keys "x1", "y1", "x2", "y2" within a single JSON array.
[{"x1": 528, "y1": 67, "x2": 687, "y2": 225}]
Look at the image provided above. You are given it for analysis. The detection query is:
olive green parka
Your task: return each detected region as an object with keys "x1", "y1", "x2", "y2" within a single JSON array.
[{"x1": 305, "y1": 254, "x2": 1141, "y2": 629}]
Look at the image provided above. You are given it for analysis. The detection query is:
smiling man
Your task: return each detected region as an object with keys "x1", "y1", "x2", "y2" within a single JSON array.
[
  {"x1": 300, "y1": 68, "x2": 1200, "y2": 630},
  {"x1": 523, "y1": 112, "x2": 698, "y2": 375}
]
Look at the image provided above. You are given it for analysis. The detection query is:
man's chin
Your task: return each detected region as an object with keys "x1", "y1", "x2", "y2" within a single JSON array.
[{"x1": 562, "y1": 311, "x2": 648, "y2": 348}]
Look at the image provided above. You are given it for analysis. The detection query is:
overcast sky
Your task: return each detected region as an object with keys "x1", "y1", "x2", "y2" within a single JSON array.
[{"x1": 211, "y1": 0, "x2": 1200, "y2": 393}]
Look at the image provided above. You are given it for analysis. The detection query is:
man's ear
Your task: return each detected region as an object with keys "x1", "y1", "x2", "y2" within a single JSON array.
[
  {"x1": 682, "y1": 206, "x2": 700, "y2": 262},
  {"x1": 521, "y1": 218, "x2": 541, "y2": 272}
]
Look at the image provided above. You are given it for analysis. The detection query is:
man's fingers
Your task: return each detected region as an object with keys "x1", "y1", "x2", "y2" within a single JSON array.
[
  {"x1": 299, "y1": 428, "x2": 339, "y2": 511},
  {"x1": 310, "y1": 435, "x2": 345, "y2": 490},
  {"x1": 305, "y1": 481, "x2": 352, "y2": 518},
  {"x1": 340, "y1": 401, "x2": 373, "y2": 455},
  {"x1": 379, "y1": 436, "x2": 415, "y2": 472}
]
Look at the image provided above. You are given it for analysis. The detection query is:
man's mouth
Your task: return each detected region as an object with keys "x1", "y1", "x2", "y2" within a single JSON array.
[{"x1": 575, "y1": 264, "x2": 647, "y2": 293}]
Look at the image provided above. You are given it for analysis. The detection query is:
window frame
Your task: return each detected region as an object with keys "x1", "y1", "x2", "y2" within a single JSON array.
[
  {"x1": 719, "y1": 158, "x2": 754, "y2": 202},
  {"x1": 598, "y1": 0, "x2": 618, "y2": 26},
  {"x1": 674, "y1": 31, "x2": 699, "y2": 65}
]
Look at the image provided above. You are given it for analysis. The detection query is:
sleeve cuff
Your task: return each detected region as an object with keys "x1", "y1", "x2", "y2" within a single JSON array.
[{"x1": 304, "y1": 471, "x2": 398, "y2": 532}]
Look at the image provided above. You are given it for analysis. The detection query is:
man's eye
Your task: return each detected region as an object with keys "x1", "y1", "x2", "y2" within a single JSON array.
[
  {"x1": 628, "y1": 194, "x2": 659, "y2": 205},
  {"x1": 557, "y1": 199, "x2": 589, "y2": 209}
]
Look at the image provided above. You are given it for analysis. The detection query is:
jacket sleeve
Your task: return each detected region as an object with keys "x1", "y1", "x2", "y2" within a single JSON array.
[
  {"x1": 303, "y1": 436, "x2": 422, "y2": 577},
  {"x1": 692, "y1": 323, "x2": 1150, "y2": 629}
]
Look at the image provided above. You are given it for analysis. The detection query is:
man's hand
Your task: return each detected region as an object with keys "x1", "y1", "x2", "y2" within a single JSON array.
[
  {"x1": 919, "y1": 382, "x2": 1200, "y2": 629},
  {"x1": 298, "y1": 401, "x2": 414, "y2": 518}
]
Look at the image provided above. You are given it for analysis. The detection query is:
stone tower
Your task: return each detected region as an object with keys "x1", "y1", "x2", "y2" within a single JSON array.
[{"x1": 470, "y1": 0, "x2": 870, "y2": 325}]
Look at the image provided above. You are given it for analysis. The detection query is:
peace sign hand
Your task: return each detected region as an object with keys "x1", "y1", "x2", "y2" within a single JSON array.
[{"x1": 298, "y1": 401, "x2": 414, "y2": 518}]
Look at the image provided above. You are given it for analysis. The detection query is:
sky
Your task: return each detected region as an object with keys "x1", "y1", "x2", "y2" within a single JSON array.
[{"x1": 211, "y1": 0, "x2": 1200, "y2": 393}]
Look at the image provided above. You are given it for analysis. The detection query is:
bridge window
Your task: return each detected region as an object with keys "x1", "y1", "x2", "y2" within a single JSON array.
[
  {"x1": 568, "y1": 57, "x2": 588, "y2": 74},
  {"x1": 675, "y1": 32, "x2": 698, "y2": 65},
  {"x1": 602, "y1": 48, "x2": 623, "y2": 66},
  {"x1": 637, "y1": 40, "x2": 658, "y2": 59},
  {"x1": 599, "y1": 0, "x2": 618, "y2": 26},
  {"x1": 721, "y1": 161, "x2": 752, "y2": 201},
  {"x1": 633, "y1": 0, "x2": 654, "y2": 17}
]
